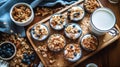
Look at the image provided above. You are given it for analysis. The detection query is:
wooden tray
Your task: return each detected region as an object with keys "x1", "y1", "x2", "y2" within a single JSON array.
[{"x1": 26, "y1": 0, "x2": 120, "y2": 66}]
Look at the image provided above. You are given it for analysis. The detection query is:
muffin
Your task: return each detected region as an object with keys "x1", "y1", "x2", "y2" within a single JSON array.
[
  {"x1": 84, "y1": 0, "x2": 100, "y2": 13},
  {"x1": 47, "y1": 34, "x2": 66, "y2": 52},
  {"x1": 64, "y1": 23, "x2": 82, "y2": 39},
  {"x1": 31, "y1": 23, "x2": 49, "y2": 41},
  {"x1": 50, "y1": 13, "x2": 67, "y2": 30},
  {"x1": 80, "y1": 34, "x2": 98, "y2": 51},
  {"x1": 67, "y1": 6, "x2": 85, "y2": 21},
  {"x1": 64, "y1": 43, "x2": 82, "y2": 62}
]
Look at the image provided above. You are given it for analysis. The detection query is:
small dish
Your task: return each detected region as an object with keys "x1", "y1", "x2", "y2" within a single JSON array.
[
  {"x1": 64, "y1": 43, "x2": 82, "y2": 62},
  {"x1": 10, "y1": 3, "x2": 34, "y2": 26},
  {"x1": 0, "y1": 41, "x2": 16, "y2": 60},
  {"x1": 49, "y1": 13, "x2": 67, "y2": 30},
  {"x1": 31, "y1": 23, "x2": 49, "y2": 41},
  {"x1": 64, "y1": 23, "x2": 82, "y2": 40},
  {"x1": 80, "y1": 34, "x2": 98, "y2": 51},
  {"x1": 67, "y1": 6, "x2": 85, "y2": 21},
  {"x1": 84, "y1": 0, "x2": 100, "y2": 13},
  {"x1": 47, "y1": 34, "x2": 66, "y2": 52}
]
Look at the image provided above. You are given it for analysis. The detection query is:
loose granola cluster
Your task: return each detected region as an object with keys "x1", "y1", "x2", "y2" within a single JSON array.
[
  {"x1": 84, "y1": 0, "x2": 99, "y2": 13},
  {"x1": 64, "y1": 44, "x2": 81, "y2": 60},
  {"x1": 48, "y1": 34, "x2": 66, "y2": 52},
  {"x1": 82, "y1": 34, "x2": 98, "y2": 51},
  {"x1": 32, "y1": 24, "x2": 48, "y2": 40},
  {"x1": 12, "y1": 5, "x2": 31, "y2": 22},
  {"x1": 50, "y1": 14, "x2": 66, "y2": 30},
  {"x1": 68, "y1": 6, "x2": 84, "y2": 21},
  {"x1": 38, "y1": 45, "x2": 56, "y2": 64}
]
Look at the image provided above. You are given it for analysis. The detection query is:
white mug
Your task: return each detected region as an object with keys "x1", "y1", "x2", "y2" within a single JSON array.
[{"x1": 90, "y1": 8, "x2": 116, "y2": 35}]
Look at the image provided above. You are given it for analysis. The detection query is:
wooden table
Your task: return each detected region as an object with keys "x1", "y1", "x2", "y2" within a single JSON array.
[
  {"x1": 77, "y1": 0, "x2": 120, "y2": 67},
  {"x1": 28, "y1": 0, "x2": 120, "y2": 67}
]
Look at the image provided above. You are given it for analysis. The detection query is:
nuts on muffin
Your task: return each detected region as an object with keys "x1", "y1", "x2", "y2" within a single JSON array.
[{"x1": 12, "y1": 5, "x2": 31, "y2": 22}]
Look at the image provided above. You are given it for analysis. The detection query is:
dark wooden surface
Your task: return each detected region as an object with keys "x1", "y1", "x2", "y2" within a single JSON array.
[
  {"x1": 77, "y1": 0, "x2": 120, "y2": 67},
  {"x1": 27, "y1": 0, "x2": 120, "y2": 67}
]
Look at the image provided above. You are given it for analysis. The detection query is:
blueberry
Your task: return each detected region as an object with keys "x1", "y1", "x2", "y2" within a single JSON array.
[
  {"x1": 23, "y1": 53, "x2": 27, "y2": 56},
  {"x1": 8, "y1": 52, "x2": 12, "y2": 57},
  {"x1": 68, "y1": 10, "x2": 71, "y2": 13},
  {"x1": 0, "y1": 51, "x2": 2, "y2": 54},
  {"x1": 31, "y1": 56, "x2": 35, "y2": 61},
  {"x1": 74, "y1": 52, "x2": 77, "y2": 56},
  {"x1": 73, "y1": 25, "x2": 76, "y2": 28},
  {"x1": 11, "y1": 50, "x2": 14, "y2": 53},
  {"x1": 3, "y1": 46, "x2": 6, "y2": 49},
  {"x1": 1, "y1": 54, "x2": 5, "y2": 58},
  {"x1": 36, "y1": 35, "x2": 40, "y2": 38},
  {"x1": 25, "y1": 55, "x2": 29, "y2": 59},
  {"x1": 70, "y1": 46, "x2": 73, "y2": 49},
  {"x1": 27, "y1": 61, "x2": 31, "y2": 65},
  {"x1": 32, "y1": 28, "x2": 35, "y2": 31},
  {"x1": 60, "y1": 21, "x2": 63, "y2": 24},
  {"x1": 7, "y1": 48, "x2": 11, "y2": 51},
  {"x1": 74, "y1": 13, "x2": 80, "y2": 17},
  {"x1": 0, "y1": 48, "x2": 2, "y2": 51},
  {"x1": 33, "y1": 64, "x2": 37, "y2": 67},
  {"x1": 39, "y1": 29, "x2": 41, "y2": 32},
  {"x1": 60, "y1": 15, "x2": 62, "y2": 18},
  {"x1": 78, "y1": 30, "x2": 81, "y2": 33},
  {"x1": 33, "y1": 32, "x2": 35, "y2": 34},
  {"x1": 22, "y1": 59, "x2": 26, "y2": 63},
  {"x1": 26, "y1": 59, "x2": 30, "y2": 62}
]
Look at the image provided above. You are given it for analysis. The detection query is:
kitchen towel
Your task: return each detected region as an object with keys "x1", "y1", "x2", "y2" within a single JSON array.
[{"x1": 0, "y1": 0, "x2": 78, "y2": 37}]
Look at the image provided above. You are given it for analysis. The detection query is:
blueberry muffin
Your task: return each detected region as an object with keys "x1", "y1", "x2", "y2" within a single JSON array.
[
  {"x1": 64, "y1": 43, "x2": 82, "y2": 62},
  {"x1": 31, "y1": 23, "x2": 49, "y2": 41},
  {"x1": 80, "y1": 34, "x2": 98, "y2": 51},
  {"x1": 64, "y1": 23, "x2": 82, "y2": 39},
  {"x1": 47, "y1": 34, "x2": 66, "y2": 52},
  {"x1": 68, "y1": 6, "x2": 85, "y2": 21},
  {"x1": 50, "y1": 13, "x2": 67, "y2": 30}
]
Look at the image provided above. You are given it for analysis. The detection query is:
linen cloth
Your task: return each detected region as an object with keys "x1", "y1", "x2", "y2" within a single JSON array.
[{"x1": 0, "y1": 0, "x2": 77, "y2": 37}]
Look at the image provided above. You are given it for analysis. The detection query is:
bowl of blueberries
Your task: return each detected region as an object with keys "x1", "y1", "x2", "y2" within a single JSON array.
[{"x1": 0, "y1": 41, "x2": 16, "y2": 60}]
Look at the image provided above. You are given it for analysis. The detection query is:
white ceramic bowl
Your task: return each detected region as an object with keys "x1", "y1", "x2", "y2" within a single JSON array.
[
  {"x1": 10, "y1": 3, "x2": 34, "y2": 26},
  {"x1": 0, "y1": 41, "x2": 16, "y2": 60}
]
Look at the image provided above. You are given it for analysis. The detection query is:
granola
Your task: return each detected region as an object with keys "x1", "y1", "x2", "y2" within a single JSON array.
[
  {"x1": 12, "y1": 4, "x2": 31, "y2": 22},
  {"x1": 84, "y1": 0, "x2": 100, "y2": 13},
  {"x1": 81, "y1": 34, "x2": 98, "y2": 51},
  {"x1": 64, "y1": 44, "x2": 81, "y2": 62},
  {"x1": 68, "y1": 6, "x2": 85, "y2": 21},
  {"x1": 48, "y1": 34, "x2": 66, "y2": 52}
]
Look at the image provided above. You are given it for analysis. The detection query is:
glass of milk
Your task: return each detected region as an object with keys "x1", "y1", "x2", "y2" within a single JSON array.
[{"x1": 90, "y1": 8, "x2": 116, "y2": 35}]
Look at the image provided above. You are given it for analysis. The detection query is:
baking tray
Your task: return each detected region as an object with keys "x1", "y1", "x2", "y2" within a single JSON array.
[{"x1": 26, "y1": 0, "x2": 120, "y2": 66}]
